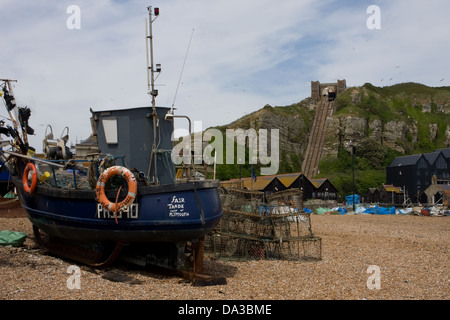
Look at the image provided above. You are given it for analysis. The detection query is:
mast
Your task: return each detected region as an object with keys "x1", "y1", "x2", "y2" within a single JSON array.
[
  {"x1": 146, "y1": 6, "x2": 159, "y2": 112},
  {"x1": 146, "y1": 6, "x2": 161, "y2": 184}
]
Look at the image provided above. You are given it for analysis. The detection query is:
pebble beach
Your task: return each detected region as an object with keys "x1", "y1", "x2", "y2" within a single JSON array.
[{"x1": 1, "y1": 205, "x2": 448, "y2": 301}]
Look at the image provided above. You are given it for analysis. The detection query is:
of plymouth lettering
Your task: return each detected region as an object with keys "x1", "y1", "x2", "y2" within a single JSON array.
[{"x1": 167, "y1": 196, "x2": 189, "y2": 217}]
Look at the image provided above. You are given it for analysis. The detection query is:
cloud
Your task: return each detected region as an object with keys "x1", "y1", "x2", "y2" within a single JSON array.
[
  {"x1": 1, "y1": 1, "x2": 150, "y2": 148},
  {"x1": 314, "y1": 0, "x2": 450, "y2": 87},
  {"x1": 0, "y1": 0, "x2": 448, "y2": 152}
]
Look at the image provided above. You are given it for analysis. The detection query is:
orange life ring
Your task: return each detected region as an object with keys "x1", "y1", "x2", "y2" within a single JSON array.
[
  {"x1": 23, "y1": 163, "x2": 38, "y2": 194},
  {"x1": 95, "y1": 166, "x2": 137, "y2": 212}
]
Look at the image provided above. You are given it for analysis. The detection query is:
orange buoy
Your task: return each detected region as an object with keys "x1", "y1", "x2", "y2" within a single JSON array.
[
  {"x1": 96, "y1": 166, "x2": 137, "y2": 213},
  {"x1": 23, "y1": 163, "x2": 38, "y2": 194}
]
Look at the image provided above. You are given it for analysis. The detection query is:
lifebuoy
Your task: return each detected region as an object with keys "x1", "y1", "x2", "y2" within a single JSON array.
[
  {"x1": 23, "y1": 163, "x2": 38, "y2": 194},
  {"x1": 96, "y1": 166, "x2": 137, "y2": 212}
]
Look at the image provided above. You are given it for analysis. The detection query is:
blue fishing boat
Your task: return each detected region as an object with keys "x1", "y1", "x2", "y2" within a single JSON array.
[
  {"x1": 0, "y1": 7, "x2": 223, "y2": 274},
  {"x1": 0, "y1": 160, "x2": 12, "y2": 196}
]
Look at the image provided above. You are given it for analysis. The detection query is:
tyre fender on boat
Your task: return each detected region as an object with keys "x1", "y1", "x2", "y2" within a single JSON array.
[
  {"x1": 96, "y1": 166, "x2": 137, "y2": 212},
  {"x1": 23, "y1": 163, "x2": 38, "y2": 194}
]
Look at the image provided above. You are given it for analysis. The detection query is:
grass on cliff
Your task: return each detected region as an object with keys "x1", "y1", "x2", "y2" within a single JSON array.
[{"x1": 335, "y1": 82, "x2": 450, "y2": 153}]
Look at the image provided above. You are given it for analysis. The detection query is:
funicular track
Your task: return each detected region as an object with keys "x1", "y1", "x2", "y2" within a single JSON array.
[{"x1": 302, "y1": 97, "x2": 335, "y2": 179}]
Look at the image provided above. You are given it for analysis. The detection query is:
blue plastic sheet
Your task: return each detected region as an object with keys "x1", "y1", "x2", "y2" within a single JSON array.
[
  {"x1": 363, "y1": 205, "x2": 395, "y2": 215},
  {"x1": 345, "y1": 194, "x2": 360, "y2": 205}
]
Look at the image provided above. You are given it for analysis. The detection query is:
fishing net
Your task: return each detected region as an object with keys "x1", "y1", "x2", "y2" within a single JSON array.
[
  {"x1": 39, "y1": 168, "x2": 92, "y2": 190},
  {"x1": 205, "y1": 188, "x2": 322, "y2": 261},
  {"x1": 38, "y1": 155, "x2": 128, "y2": 190}
]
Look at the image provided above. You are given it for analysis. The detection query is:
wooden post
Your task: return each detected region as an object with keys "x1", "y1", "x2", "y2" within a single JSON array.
[
  {"x1": 180, "y1": 236, "x2": 227, "y2": 286},
  {"x1": 193, "y1": 236, "x2": 205, "y2": 274}
]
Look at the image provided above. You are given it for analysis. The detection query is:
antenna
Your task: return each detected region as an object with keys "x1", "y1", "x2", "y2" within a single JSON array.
[
  {"x1": 145, "y1": 18, "x2": 151, "y2": 95},
  {"x1": 169, "y1": 28, "x2": 195, "y2": 116}
]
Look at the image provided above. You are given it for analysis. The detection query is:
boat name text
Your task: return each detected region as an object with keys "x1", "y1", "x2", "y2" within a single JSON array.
[
  {"x1": 96, "y1": 203, "x2": 139, "y2": 219},
  {"x1": 167, "y1": 196, "x2": 189, "y2": 217}
]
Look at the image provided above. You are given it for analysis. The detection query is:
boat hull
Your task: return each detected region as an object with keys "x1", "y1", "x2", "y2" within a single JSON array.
[{"x1": 14, "y1": 177, "x2": 223, "y2": 244}]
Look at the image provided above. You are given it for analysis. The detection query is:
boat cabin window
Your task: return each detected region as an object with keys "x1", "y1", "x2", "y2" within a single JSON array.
[{"x1": 102, "y1": 118, "x2": 118, "y2": 144}]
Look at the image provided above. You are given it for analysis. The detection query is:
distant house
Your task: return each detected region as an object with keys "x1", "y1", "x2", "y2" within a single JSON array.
[
  {"x1": 310, "y1": 178, "x2": 338, "y2": 201},
  {"x1": 276, "y1": 172, "x2": 315, "y2": 201},
  {"x1": 365, "y1": 188, "x2": 381, "y2": 203},
  {"x1": 386, "y1": 153, "x2": 427, "y2": 202},
  {"x1": 220, "y1": 176, "x2": 286, "y2": 202},
  {"x1": 242, "y1": 176, "x2": 286, "y2": 198},
  {"x1": 220, "y1": 172, "x2": 339, "y2": 202},
  {"x1": 386, "y1": 154, "x2": 431, "y2": 202},
  {"x1": 380, "y1": 184, "x2": 406, "y2": 205},
  {"x1": 423, "y1": 151, "x2": 449, "y2": 181},
  {"x1": 386, "y1": 148, "x2": 450, "y2": 203},
  {"x1": 433, "y1": 149, "x2": 450, "y2": 181},
  {"x1": 386, "y1": 149, "x2": 450, "y2": 203},
  {"x1": 364, "y1": 185, "x2": 406, "y2": 205}
]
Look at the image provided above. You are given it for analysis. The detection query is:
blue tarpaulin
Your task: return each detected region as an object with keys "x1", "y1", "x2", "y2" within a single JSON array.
[
  {"x1": 346, "y1": 194, "x2": 360, "y2": 205},
  {"x1": 364, "y1": 206, "x2": 395, "y2": 215}
]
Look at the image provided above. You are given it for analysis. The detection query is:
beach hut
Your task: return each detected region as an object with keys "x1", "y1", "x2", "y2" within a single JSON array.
[
  {"x1": 380, "y1": 184, "x2": 405, "y2": 205},
  {"x1": 365, "y1": 188, "x2": 381, "y2": 204},
  {"x1": 310, "y1": 178, "x2": 338, "y2": 201},
  {"x1": 242, "y1": 176, "x2": 286, "y2": 198},
  {"x1": 276, "y1": 172, "x2": 315, "y2": 201}
]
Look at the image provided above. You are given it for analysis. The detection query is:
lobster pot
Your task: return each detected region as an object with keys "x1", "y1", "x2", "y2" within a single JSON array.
[
  {"x1": 263, "y1": 237, "x2": 322, "y2": 261},
  {"x1": 205, "y1": 232, "x2": 322, "y2": 261},
  {"x1": 266, "y1": 188, "x2": 304, "y2": 210},
  {"x1": 204, "y1": 233, "x2": 266, "y2": 260},
  {"x1": 206, "y1": 186, "x2": 321, "y2": 261},
  {"x1": 216, "y1": 207, "x2": 315, "y2": 239},
  {"x1": 269, "y1": 212, "x2": 313, "y2": 238},
  {"x1": 205, "y1": 208, "x2": 321, "y2": 261},
  {"x1": 217, "y1": 211, "x2": 274, "y2": 239}
]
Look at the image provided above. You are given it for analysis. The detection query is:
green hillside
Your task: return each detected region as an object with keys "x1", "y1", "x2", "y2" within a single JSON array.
[
  {"x1": 320, "y1": 83, "x2": 449, "y2": 200},
  {"x1": 335, "y1": 82, "x2": 450, "y2": 152},
  {"x1": 210, "y1": 82, "x2": 450, "y2": 200}
]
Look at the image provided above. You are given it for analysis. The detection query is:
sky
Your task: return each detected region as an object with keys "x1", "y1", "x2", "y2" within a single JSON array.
[{"x1": 0, "y1": 0, "x2": 449, "y2": 152}]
